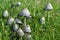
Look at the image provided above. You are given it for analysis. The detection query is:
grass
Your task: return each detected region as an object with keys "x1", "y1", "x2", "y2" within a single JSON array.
[{"x1": 0, "y1": 0, "x2": 60, "y2": 40}]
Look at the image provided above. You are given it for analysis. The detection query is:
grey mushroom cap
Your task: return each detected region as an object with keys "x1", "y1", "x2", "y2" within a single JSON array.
[
  {"x1": 19, "y1": 8, "x2": 31, "y2": 17},
  {"x1": 15, "y1": 18, "x2": 22, "y2": 24},
  {"x1": 45, "y1": 3, "x2": 53, "y2": 10},
  {"x1": 13, "y1": 24, "x2": 19, "y2": 32},
  {"x1": 17, "y1": 28, "x2": 24, "y2": 37},
  {"x1": 8, "y1": 17, "x2": 14, "y2": 25},
  {"x1": 24, "y1": 25, "x2": 31, "y2": 33},
  {"x1": 3, "y1": 10, "x2": 8, "y2": 18}
]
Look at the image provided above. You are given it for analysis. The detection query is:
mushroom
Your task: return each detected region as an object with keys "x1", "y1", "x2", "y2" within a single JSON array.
[
  {"x1": 45, "y1": 3, "x2": 53, "y2": 10},
  {"x1": 17, "y1": 28, "x2": 24, "y2": 37},
  {"x1": 24, "y1": 25, "x2": 31, "y2": 33},
  {"x1": 40, "y1": 17, "x2": 45, "y2": 24},
  {"x1": 19, "y1": 8, "x2": 31, "y2": 18},
  {"x1": 3, "y1": 10, "x2": 8, "y2": 18},
  {"x1": 8, "y1": 17, "x2": 14, "y2": 25},
  {"x1": 16, "y1": 2, "x2": 21, "y2": 6},
  {"x1": 15, "y1": 18, "x2": 22, "y2": 24},
  {"x1": 13, "y1": 24, "x2": 19, "y2": 32}
]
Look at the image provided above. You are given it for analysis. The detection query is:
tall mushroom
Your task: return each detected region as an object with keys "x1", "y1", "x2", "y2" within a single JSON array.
[
  {"x1": 45, "y1": 3, "x2": 53, "y2": 22},
  {"x1": 19, "y1": 8, "x2": 31, "y2": 26}
]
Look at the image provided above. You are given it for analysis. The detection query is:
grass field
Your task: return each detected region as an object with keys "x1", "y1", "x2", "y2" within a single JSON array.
[{"x1": 0, "y1": 0, "x2": 60, "y2": 40}]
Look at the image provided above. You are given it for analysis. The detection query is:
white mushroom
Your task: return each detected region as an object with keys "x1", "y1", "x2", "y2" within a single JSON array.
[
  {"x1": 13, "y1": 24, "x2": 19, "y2": 32},
  {"x1": 3, "y1": 10, "x2": 8, "y2": 18},
  {"x1": 15, "y1": 18, "x2": 22, "y2": 24},
  {"x1": 17, "y1": 28, "x2": 24, "y2": 37},
  {"x1": 8, "y1": 17, "x2": 14, "y2": 25},
  {"x1": 24, "y1": 25, "x2": 31, "y2": 33},
  {"x1": 40, "y1": 17, "x2": 45, "y2": 24},
  {"x1": 26, "y1": 34, "x2": 31, "y2": 40},
  {"x1": 20, "y1": 8, "x2": 30, "y2": 17},
  {"x1": 16, "y1": 2, "x2": 21, "y2": 6},
  {"x1": 45, "y1": 3, "x2": 53, "y2": 10}
]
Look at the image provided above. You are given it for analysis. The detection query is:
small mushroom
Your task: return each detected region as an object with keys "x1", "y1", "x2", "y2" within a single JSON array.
[
  {"x1": 40, "y1": 17, "x2": 45, "y2": 24},
  {"x1": 3, "y1": 10, "x2": 8, "y2": 18},
  {"x1": 24, "y1": 25, "x2": 31, "y2": 33},
  {"x1": 15, "y1": 18, "x2": 22, "y2": 24},
  {"x1": 13, "y1": 24, "x2": 19, "y2": 32},
  {"x1": 17, "y1": 28, "x2": 24, "y2": 37},
  {"x1": 16, "y1": 2, "x2": 21, "y2": 6},
  {"x1": 8, "y1": 17, "x2": 14, "y2": 25},
  {"x1": 45, "y1": 3, "x2": 53, "y2": 10}
]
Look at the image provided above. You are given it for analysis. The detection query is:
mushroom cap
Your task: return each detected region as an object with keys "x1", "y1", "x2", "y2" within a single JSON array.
[
  {"x1": 15, "y1": 18, "x2": 22, "y2": 24},
  {"x1": 24, "y1": 25, "x2": 31, "y2": 33},
  {"x1": 3, "y1": 10, "x2": 8, "y2": 17},
  {"x1": 8, "y1": 17, "x2": 14, "y2": 25},
  {"x1": 20, "y1": 8, "x2": 30, "y2": 17},
  {"x1": 17, "y1": 2, "x2": 21, "y2": 6},
  {"x1": 40, "y1": 17, "x2": 45, "y2": 24},
  {"x1": 45, "y1": 3, "x2": 53, "y2": 10},
  {"x1": 17, "y1": 28, "x2": 24, "y2": 36},
  {"x1": 13, "y1": 24, "x2": 19, "y2": 32}
]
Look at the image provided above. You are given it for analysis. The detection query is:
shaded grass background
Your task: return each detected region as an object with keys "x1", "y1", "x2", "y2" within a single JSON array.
[{"x1": 0, "y1": 0, "x2": 60, "y2": 40}]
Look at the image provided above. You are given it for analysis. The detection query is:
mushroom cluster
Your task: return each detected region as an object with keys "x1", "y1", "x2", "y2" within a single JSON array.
[
  {"x1": 2, "y1": 2, "x2": 53, "y2": 40},
  {"x1": 3, "y1": 3, "x2": 32, "y2": 39}
]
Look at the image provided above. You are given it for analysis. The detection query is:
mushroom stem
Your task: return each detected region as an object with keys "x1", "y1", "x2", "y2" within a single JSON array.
[
  {"x1": 47, "y1": 11, "x2": 49, "y2": 22},
  {"x1": 24, "y1": 17, "x2": 26, "y2": 26}
]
